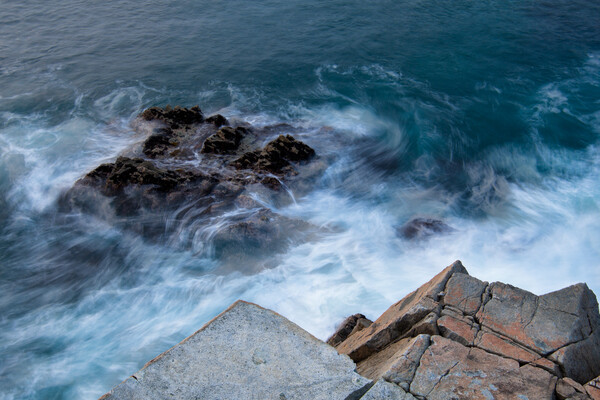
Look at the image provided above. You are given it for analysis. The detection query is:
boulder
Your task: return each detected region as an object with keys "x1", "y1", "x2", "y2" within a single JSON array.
[
  {"x1": 556, "y1": 377, "x2": 589, "y2": 400},
  {"x1": 327, "y1": 314, "x2": 370, "y2": 347},
  {"x1": 142, "y1": 128, "x2": 175, "y2": 158},
  {"x1": 443, "y1": 272, "x2": 487, "y2": 316},
  {"x1": 376, "y1": 334, "x2": 430, "y2": 391},
  {"x1": 83, "y1": 157, "x2": 201, "y2": 194},
  {"x1": 100, "y1": 301, "x2": 372, "y2": 400},
  {"x1": 397, "y1": 217, "x2": 453, "y2": 240},
  {"x1": 65, "y1": 105, "x2": 321, "y2": 263},
  {"x1": 359, "y1": 380, "x2": 416, "y2": 400},
  {"x1": 437, "y1": 313, "x2": 477, "y2": 346},
  {"x1": 334, "y1": 261, "x2": 466, "y2": 362}
]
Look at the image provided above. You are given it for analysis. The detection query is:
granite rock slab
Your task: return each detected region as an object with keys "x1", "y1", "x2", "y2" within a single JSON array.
[{"x1": 100, "y1": 301, "x2": 371, "y2": 400}]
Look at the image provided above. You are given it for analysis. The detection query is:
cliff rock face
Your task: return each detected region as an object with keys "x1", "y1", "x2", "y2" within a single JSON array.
[
  {"x1": 100, "y1": 262, "x2": 600, "y2": 399},
  {"x1": 330, "y1": 261, "x2": 600, "y2": 399}
]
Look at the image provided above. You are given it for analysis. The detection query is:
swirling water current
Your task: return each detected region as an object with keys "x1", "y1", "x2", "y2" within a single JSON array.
[{"x1": 1, "y1": 1, "x2": 599, "y2": 398}]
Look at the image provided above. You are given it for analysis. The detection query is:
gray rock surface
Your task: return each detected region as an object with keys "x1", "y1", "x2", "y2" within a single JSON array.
[
  {"x1": 360, "y1": 380, "x2": 416, "y2": 400},
  {"x1": 100, "y1": 301, "x2": 371, "y2": 400}
]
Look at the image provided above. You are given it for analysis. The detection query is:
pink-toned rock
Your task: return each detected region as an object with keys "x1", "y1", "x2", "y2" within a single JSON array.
[
  {"x1": 336, "y1": 261, "x2": 466, "y2": 362},
  {"x1": 556, "y1": 377, "x2": 589, "y2": 400},
  {"x1": 437, "y1": 314, "x2": 477, "y2": 346},
  {"x1": 354, "y1": 334, "x2": 430, "y2": 386},
  {"x1": 585, "y1": 376, "x2": 600, "y2": 400},
  {"x1": 411, "y1": 336, "x2": 557, "y2": 400},
  {"x1": 530, "y1": 356, "x2": 561, "y2": 376},
  {"x1": 443, "y1": 272, "x2": 487, "y2": 316},
  {"x1": 474, "y1": 330, "x2": 538, "y2": 363},
  {"x1": 476, "y1": 282, "x2": 598, "y2": 354},
  {"x1": 379, "y1": 334, "x2": 430, "y2": 391}
]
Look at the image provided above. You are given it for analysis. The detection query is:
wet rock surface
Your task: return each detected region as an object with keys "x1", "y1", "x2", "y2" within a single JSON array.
[
  {"x1": 397, "y1": 217, "x2": 454, "y2": 240},
  {"x1": 329, "y1": 260, "x2": 600, "y2": 399},
  {"x1": 62, "y1": 105, "x2": 321, "y2": 271}
]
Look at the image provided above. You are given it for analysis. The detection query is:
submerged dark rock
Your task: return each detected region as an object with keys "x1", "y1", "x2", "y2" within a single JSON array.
[
  {"x1": 205, "y1": 114, "x2": 228, "y2": 127},
  {"x1": 82, "y1": 156, "x2": 200, "y2": 194},
  {"x1": 65, "y1": 105, "x2": 320, "y2": 271},
  {"x1": 142, "y1": 128, "x2": 175, "y2": 158},
  {"x1": 233, "y1": 134, "x2": 315, "y2": 175},
  {"x1": 140, "y1": 105, "x2": 204, "y2": 128},
  {"x1": 397, "y1": 217, "x2": 454, "y2": 240},
  {"x1": 201, "y1": 126, "x2": 248, "y2": 154}
]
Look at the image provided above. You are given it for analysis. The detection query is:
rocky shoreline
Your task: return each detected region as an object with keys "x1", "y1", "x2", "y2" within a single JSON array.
[
  {"x1": 100, "y1": 261, "x2": 600, "y2": 400},
  {"x1": 69, "y1": 106, "x2": 599, "y2": 399}
]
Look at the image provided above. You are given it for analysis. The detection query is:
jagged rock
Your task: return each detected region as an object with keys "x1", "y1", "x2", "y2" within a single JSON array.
[
  {"x1": 205, "y1": 114, "x2": 228, "y2": 127},
  {"x1": 65, "y1": 105, "x2": 321, "y2": 264},
  {"x1": 335, "y1": 261, "x2": 466, "y2": 362},
  {"x1": 437, "y1": 313, "x2": 477, "y2": 346},
  {"x1": 100, "y1": 301, "x2": 372, "y2": 400},
  {"x1": 201, "y1": 126, "x2": 248, "y2": 154},
  {"x1": 83, "y1": 157, "x2": 199, "y2": 194},
  {"x1": 332, "y1": 261, "x2": 600, "y2": 398},
  {"x1": 96, "y1": 262, "x2": 600, "y2": 400},
  {"x1": 234, "y1": 134, "x2": 315, "y2": 175},
  {"x1": 360, "y1": 380, "x2": 416, "y2": 400},
  {"x1": 443, "y1": 272, "x2": 487, "y2": 316},
  {"x1": 476, "y1": 282, "x2": 600, "y2": 383},
  {"x1": 327, "y1": 314, "x2": 369, "y2": 347},
  {"x1": 374, "y1": 334, "x2": 430, "y2": 391},
  {"x1": 585, "y1": 376, "x2": 600, "y2": 399},
  {"x1": 556, "y1": 377, "x2": 589, "y2": 400},
  {"x1": 397, "y1": 217, "x2": 453, "y2": 240},
  {"x1": 142, "y1": 128, "x2": 175, "y2": 158},
  {"x1": 139, "y1": 105, "x2": 204, "y2": 128},
  {"x1": 410, "y1": 335, "x2": 557, "y2": 400}
]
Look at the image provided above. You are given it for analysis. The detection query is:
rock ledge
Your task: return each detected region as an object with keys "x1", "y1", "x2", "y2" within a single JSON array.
[{"x1": 100, "y1": 262, "x2": 600, "y2": 400}]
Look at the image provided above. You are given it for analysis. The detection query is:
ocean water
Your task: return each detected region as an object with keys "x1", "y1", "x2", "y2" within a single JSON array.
[{"x1": 1, "y1": 0, "x2": 600, "y2": 398}]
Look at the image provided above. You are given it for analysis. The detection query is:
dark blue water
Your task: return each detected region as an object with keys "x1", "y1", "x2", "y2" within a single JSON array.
[{"x1": 1, "y1": 1, "x2": 599, "y2": 398}]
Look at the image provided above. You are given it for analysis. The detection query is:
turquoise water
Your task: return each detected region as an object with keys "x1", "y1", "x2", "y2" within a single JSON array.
[{"x1": 1, "y1": 1, "x2": 600, "y2": 398}]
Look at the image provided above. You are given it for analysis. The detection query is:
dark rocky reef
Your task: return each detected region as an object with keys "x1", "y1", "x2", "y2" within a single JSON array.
[
  {"x1": 61, "y1": 105, "x2": 321, "y2": 270},
  {"x1": 233, "y1": 134, "x2": 316, "y2": 175}
]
